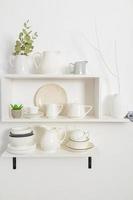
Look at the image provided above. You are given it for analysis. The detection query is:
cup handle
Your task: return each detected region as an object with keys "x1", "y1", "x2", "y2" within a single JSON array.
[
  {"x1": 32, "y1": 52, "x2": 42, "y2": 71},
  {"x1": 57, "y1": 105, "x2": 63, "y2": 115},
  {"x1": 82, "y1": 105, "x2": 93, "y2": 118}
]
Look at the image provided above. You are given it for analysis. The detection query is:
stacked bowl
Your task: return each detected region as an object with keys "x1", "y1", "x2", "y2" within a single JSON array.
[{"x1": 7, "y1": 127, "x2": 36, "y2": 154}]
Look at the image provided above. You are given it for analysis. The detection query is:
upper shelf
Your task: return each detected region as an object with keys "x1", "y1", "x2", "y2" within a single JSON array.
[
  {"x1": 3, "y1": 74, "x2": 100, "y2": 79},
  {"x1": 1, "y1": 116, "x2": 129, "y2": 123}
]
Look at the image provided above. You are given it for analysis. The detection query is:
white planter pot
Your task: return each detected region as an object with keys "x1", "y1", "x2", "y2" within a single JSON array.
[
  {"x1": 111, "y1": 94, "x2": 127, "y2": 118},
  {"x1": 10, "y1": 55, "x2": 34, "y2": 74}
]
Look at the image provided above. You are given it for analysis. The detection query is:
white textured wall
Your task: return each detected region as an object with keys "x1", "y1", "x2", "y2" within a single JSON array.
[{"x1": 0, "y1": 0, "x2": 133, "y2": 200}]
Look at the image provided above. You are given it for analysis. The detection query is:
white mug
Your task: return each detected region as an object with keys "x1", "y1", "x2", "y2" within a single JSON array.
[
  {"x1": 25, "y1": 106, "x2": 39, "y2": 114},
  {"x1": 66, "y1": 103, "x2": 92, "y2": 118},
  {"x1": 45, "y1": 104, "x2": 63, "y2": 118}
]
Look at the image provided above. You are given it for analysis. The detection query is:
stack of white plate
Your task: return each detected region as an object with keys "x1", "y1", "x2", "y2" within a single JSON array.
[
  {"x1": 65, "y1": 138, "x2": 94, "y2": 152},
  {"x1": 7, "y1": 127, "x2": 36, "y2": 154}
]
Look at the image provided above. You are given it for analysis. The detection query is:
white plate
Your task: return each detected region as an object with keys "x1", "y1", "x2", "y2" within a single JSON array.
[
  {"x1": 23, "y1": 112, "x2": 44, "y2": 119},
  {"x1": 10, "y1": 126, "x2": 32, "y2": 135},
  {"x1": 34, "y1": 83, "x2": 67, "y2": 112},
  {"x1": 7, "y1": 143, "x2": 36, "y2": 154}
]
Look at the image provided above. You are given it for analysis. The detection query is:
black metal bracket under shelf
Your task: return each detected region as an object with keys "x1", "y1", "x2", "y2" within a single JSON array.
[{"x1": 12, "y1": 156, "x2": 92, "y2": 170}]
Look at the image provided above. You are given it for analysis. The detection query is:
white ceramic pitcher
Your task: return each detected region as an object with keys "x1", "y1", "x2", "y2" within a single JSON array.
[
  {"x1": 39, "y1": 126, "x2": 66, "y2": 152},
  {"x1": 33, "y1": 51, "x2": 66, "y2": 74}
]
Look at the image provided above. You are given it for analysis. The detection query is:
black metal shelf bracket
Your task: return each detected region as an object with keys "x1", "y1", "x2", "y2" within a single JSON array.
[
  {"x1": 88, "y1": 157, "x2": 92, "y2": 169},
  {"x1": 12, "y1": 157, "x2": 16, "y2": 169},
  {"x1": 11, "y1": 157, "x2": 91, "y2": 170}
]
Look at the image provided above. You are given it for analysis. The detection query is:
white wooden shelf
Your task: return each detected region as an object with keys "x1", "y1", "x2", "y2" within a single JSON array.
[
  {"x1": 2, "y1": 147, "x2": 96, "y2": 158},
  {"x1": 1, "y1": 116, "x2": 129, "y2": 123},
  {"x1": 3, "y1": 74, "x2": 100, "y2": 79}
]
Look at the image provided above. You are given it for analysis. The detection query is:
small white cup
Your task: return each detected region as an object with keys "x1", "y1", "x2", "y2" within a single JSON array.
[
  {"x1": 25, "y1": 106, "x2": 39, "y2": 114},
  {"x1": 45, "y1": 104, "x2": 63, "y2": 119},
  {"x1": 70, "y1": 129, "x2": 89, "y2": 141}
]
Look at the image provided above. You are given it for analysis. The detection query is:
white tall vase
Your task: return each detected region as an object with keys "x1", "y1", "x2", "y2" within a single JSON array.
[{"x1": 111, "y1": 93, "x2": 127, "y2": 118}]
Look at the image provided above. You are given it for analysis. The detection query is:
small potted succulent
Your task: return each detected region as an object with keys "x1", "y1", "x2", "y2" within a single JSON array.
[
  {"x1": 10, "y1": 20, "x2": 38, "y2": 74},
  {"x1": 10, "y1": 104, "x2": 23, "y2": 118}
]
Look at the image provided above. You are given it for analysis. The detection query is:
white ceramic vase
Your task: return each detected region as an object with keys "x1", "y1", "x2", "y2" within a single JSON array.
[
  {"x1": 111, "y1": 94, "x2": 127, "y2": 118},
  {"x1": 10, "y1": 55, "x2": 34, "y2": 74}
]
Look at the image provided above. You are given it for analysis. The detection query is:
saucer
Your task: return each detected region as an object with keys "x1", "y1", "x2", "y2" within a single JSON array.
[
  {"x1": 65, "y1": 142, "x2": 94, "y2": 152},
  {"x1": 23, "y1": 112, "x2": 44, "y2": 119},
  {"x1": 66, "y1": 140, "x2": 94, "y2": 150}
]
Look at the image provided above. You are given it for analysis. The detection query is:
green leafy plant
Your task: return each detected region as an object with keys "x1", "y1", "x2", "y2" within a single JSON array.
[
  {"x1": 14, "y1": 20, "x2": 38, "y2": 56},
  {"x1": 10, "y1": 104, "x2": 23, "y2": 110}
]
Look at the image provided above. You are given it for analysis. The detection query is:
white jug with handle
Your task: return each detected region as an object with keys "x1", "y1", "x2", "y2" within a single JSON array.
[
  {"x1": 33, "y1": 51, "x2": 66, "y2": 74},
  {"x1": 39, "y1": 126, "x2": 66, "y2": 152}
]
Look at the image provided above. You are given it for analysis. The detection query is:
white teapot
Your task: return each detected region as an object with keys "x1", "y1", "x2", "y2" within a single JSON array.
[
  {"x1": 39, "y1": 126, "x2": 66, "y2": 152},
  {"x1": 33, "y1": 51, "x2": 66, "y2": 74}
]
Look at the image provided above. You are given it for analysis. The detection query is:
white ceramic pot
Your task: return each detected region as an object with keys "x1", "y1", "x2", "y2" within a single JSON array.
[
  {"x1": 39, "y1": 126, "x2": 66, "y2": 152},
  {"x1": 10, "y1": 55, "x2": 34, "y2": 74},
  {"x1": 111, "y1": 94, "x2": 127, "y2": 118},
  {"x1": 11, "y1": 110, "x2": 22, "y2": 119},
  {"x1": 33, "y1": 51, "x2": 66, "y2": 74}
]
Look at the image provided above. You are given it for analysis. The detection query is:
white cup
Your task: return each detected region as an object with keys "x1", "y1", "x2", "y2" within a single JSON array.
[
  {"x1": 66, "y1": 103, "x2": 92, "y2": 118},
  {"x1": 70, "y1": 129, "x2": 89, "y2": 141},
  {"x1": 25, "y1": 106, "x2": 39, "y2": 114},
  {"x1": 45, "y1": 104, "x2": 63, "y2": 118}
]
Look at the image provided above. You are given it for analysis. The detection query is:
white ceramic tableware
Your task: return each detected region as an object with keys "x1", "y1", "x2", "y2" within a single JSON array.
[
  {"x1": 69, "y1": 61, "x2": 88, "y2": 74},
  {"x1": 34, "y1": 83, "x2": 67, "y2": 112},
  {"x1": 25, "y1": 106, "x2": 39, "y2": 114},
  {"x1": 9, "y1": 135, "x2": 35, "y2": 147},
  {"x1": 10, "y1": 55, "x2": 35, "y2": 74},
  {"x1": 69, "y1": 129, "x2": 89, "y2": 141},
  {"x1": 33, "y1": 51, "x2": 66, "y2": 74},
  {"x1": 7, "y1": 143, "x2": 36, "y2": 154},
  {"x1": 10, "y1": 126, "x2": 32, "y2": 135},
  {"x1": 66, "y1": 103, "x2": 92, "y2": 118},
  {"x1": 23, "y1": 112, "x2": 44, "y2": 119},
  {"x1": 45, "y1": 104, "x2": 63, "y2": 118},
  {"x1": 66, "y1": 140, "x2": 93, "y2": 150},
  {"x1": 39, "y1": 126, "x2": 66, "y2": 152}
]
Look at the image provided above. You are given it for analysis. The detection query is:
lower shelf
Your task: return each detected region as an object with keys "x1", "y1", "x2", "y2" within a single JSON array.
[{"x1": 2, "y1": 147, "x2": 96, "y2": 158}]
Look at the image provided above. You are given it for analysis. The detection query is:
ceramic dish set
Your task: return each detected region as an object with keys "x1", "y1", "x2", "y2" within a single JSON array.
[
  {"x1": 7, "y1": 127, "x2": 36, "y2": 154},
  {"x1": 10, "y1": 83, "x2": 93, "y2": 119},
  {"x1": 7, "y1": 126, "x2": 94, "y2": 154}
]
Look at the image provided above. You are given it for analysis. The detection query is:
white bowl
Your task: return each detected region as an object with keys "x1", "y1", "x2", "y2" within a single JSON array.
[
  {"x1": 9, "y1": 135, "x2": 35, "y2": 147},
  {"x1": 10, "y1": 126, "x2": 32, "y2": 135}
]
